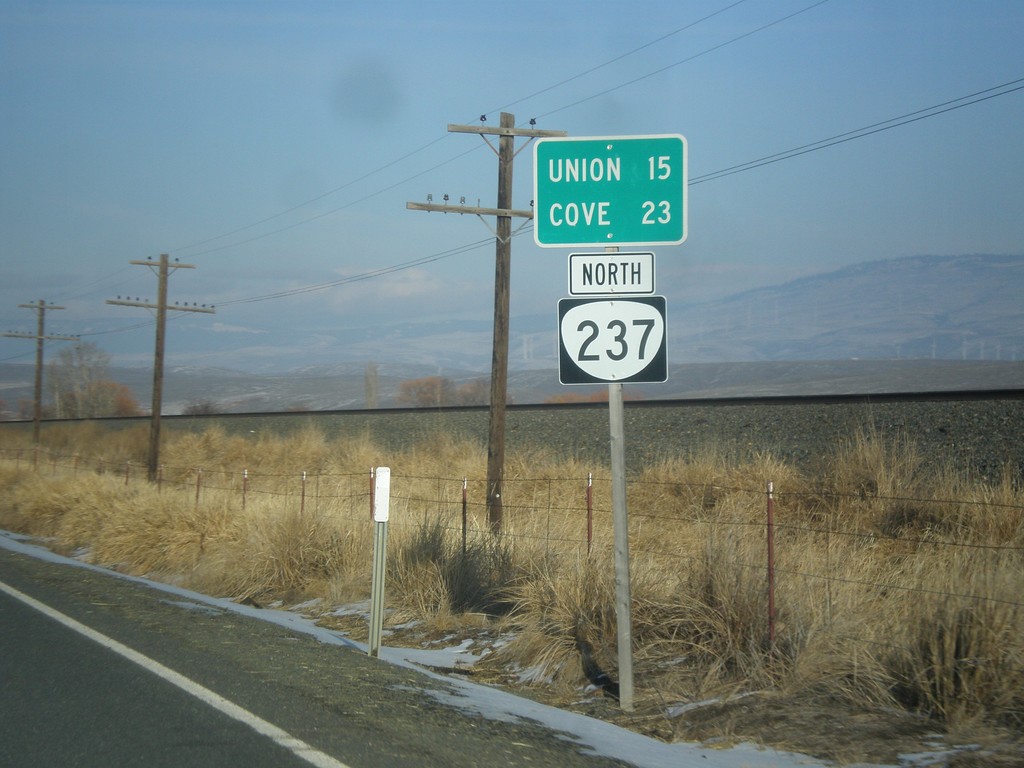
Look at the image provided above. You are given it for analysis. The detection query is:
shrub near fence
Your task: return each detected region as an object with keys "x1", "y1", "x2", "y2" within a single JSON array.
[{"x1": 0, "y1": 429, "x2": 1021, "y2": 736}]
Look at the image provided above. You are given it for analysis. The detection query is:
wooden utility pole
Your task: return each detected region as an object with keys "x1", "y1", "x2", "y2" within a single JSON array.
[
  {"x1": 407, "y1": 113, "x2": 565, "y2": 532},
  {"x1": 3, "y1": 300, "x2": 77, "y2": 449},
  {"x1": 107, "y1": 254, "x2": 214, "y2": 481}
]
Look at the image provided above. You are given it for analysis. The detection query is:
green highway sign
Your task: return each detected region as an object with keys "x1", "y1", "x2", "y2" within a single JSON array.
[{"x1": 534, "y1": 134, "x2": 687, "y2": 248}]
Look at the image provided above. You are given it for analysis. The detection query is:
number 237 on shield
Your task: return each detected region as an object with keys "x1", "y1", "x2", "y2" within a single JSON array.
[{"x1": 558, "y1": 296, "x2": 667, "y2": 385}]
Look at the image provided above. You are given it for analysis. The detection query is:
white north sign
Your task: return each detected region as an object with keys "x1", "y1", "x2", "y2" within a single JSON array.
[{"x1": 568, "y1": 252, "x2": 654, "y2": 295}]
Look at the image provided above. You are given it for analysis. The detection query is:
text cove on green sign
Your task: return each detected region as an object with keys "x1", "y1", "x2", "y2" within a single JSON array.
[{"x1": 533, "y1": 134, "x2": 687, "y2": 248}]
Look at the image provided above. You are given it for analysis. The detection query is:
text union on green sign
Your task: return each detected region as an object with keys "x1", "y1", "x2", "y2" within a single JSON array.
[{"x1": 534, "y1": 134, "x2": 687, "y2": 248}]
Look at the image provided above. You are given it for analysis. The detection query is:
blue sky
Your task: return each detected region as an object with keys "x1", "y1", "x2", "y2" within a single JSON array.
[{"x1": 1, "y1": 0, "x2": 1022, "y2": 372}]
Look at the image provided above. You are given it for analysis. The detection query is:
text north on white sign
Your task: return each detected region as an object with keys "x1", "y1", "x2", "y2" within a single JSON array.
[{"x1": 569, "y1": 252, "x2": 654, "y2": 295}]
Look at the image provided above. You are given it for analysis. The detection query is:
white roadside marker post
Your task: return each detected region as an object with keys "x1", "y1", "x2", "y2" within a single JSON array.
[{"x1": 368, "y1": 467, "x2": 391, "y2": 658}]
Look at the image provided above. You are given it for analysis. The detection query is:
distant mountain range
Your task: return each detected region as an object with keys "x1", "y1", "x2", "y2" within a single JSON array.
[
  {"x1": 1, "y1": 255, "x2": 1021, "y2": 414},
  {"x1": 664, "y1": 254, "x2": 1024, "y2": 362},
  {"x1": 299, "y1": 252, "x2": 1024, "y2": 372}
]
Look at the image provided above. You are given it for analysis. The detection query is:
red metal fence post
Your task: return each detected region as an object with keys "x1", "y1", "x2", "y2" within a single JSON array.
[
  {"x1": 194, "y1": 467, "x2": 203, "y2": 511},
  {"x1": 586, "y1": 472, "x2": 594, "y2": 555},
  {"x1": 462, "y1": 477, "x2": 468, "y2": 557}
]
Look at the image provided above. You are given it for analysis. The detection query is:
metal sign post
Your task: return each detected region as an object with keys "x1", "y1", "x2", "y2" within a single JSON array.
[
  {"x1": 543, "y1": 132, "x2": 688, "y2": 713},
  {"x1": 608, "y1": 378, "x2": 634, "y2": 711},
  {"x1": 368, "y1": 466, "x2": 391, "y2": 658}
]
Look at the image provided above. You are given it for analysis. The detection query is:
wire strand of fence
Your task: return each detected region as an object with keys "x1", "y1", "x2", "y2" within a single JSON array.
[{"x1": 2, "y1": 448, "x2": 1020, "y2": 621}]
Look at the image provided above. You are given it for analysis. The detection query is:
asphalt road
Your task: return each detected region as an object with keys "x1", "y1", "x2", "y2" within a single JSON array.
[{"x1": 0, "y1": 545, "x2": 630, "y2": 768}]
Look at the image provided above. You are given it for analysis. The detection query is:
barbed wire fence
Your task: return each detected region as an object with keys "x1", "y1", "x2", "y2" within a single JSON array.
[{"x1": 2, "y1": 445, "x2": 1021, "y2": 724}]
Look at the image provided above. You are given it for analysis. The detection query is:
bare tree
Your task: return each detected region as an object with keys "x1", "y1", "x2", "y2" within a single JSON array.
[
  {"x1": 364, "y1": 362, "x2": 379, "y2": 409},
  {"x1": 48, "y1": 342, "x2": 114, "y2": 418},
  {"x1": 396, "y1": 376, "x2": 455, "y2": 407},
  {"x1": 454, "y1": 377, "x2": 489, "y2": 406}
]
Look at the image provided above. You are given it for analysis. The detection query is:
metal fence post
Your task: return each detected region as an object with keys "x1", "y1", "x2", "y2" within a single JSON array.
[
  {"x1": 586, "y1": 472, "x2": 594, "y2": 555},
  {"x1": 462, "y1": 477, "x2": 468, "y2": 558}
]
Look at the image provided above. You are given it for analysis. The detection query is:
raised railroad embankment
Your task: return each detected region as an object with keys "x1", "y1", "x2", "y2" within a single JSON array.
[{"x1": 151, "y1": 392, "x2": 1024, "y2": 480}]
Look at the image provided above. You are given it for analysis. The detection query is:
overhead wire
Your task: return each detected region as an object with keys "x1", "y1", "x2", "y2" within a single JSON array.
[
  {"x1": 166, "y1": 0, "x2": 771, "y2": 262},
  {"x1": 171, "y1": 134, "x2": 454, "y2": 256},
  {"x1": 486, "y1": 0, "x2": 754, "y2": 116},
  {"x1": 533, "y1": 0, "x2": 833, "y2": 120},
  {"x1": 690, "y1": 76, "x2": 1024, "y2": 184},
  {"x1": 149, "y1": 0, "x2": 840, "y2": 308},
  {"x1": 7, "y1": 0, "x2": 1018, "y2": 334},
  {"x1": 5, "y1": 0, "x2": 832, "y2": 316},
  {"x1": 196, "y1": 74, "x2": 1024, "y2": 310},
  {"x1": 184, "y1": 143, "x2": 484, "y2": 259},
  {"x1": 217, "y1": 236, "x2": 495, "y2": 307},
  {"x1": 30, "y1": 63, "x2": 1015, "y2": 347}
]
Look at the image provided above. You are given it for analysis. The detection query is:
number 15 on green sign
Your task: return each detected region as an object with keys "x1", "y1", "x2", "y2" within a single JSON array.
[{"x1": 534, "y1": 135, "x2": 687, "y2": 248}]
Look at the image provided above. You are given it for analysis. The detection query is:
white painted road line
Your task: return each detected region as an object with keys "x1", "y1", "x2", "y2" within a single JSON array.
[{"x1": 0, "y1": 579, "x2": 352, "y2": 768}]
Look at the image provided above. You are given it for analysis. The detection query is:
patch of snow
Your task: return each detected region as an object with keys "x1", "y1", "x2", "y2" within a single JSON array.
[
  {"x1": 288, "y1": 597, "x2": 323, "y2": 613},
  {"x1": 897, "y1": 742, "x2": 984, "y2": 766},
  {"x1": 666, "y1": 691, "x2": 757, "y2": 719},
  {"x1": 514, "y1": 663, "x2": 555, "y2": 685},
  {"x1": 330, "y1": 601, "x2": 369, "y2": 618},
  {"x1": 393, "y1": 638, "x2": 481, "y2": 670}
]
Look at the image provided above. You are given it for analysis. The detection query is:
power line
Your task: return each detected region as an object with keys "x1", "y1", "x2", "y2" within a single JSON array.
[
  {"x1": 184, "y1": 143, "x2": 485, "y2": 259},
  {"x1": 171, "y1": 134, "x2": 453, "y2": 256},
  {"x1": 207, "y1": 74, "x2": 1024, "y2": 310},
  {"x1": 690, "y1": 76, "x2": 1024, "y2": 184},
  {"x1": 534, "y1": 0, "x2": 833, "y2": 120},
  {"x1": 167, "y1": 1, "x2": 770, "y2": 261},
  {"x1": 6, "y1": 73, "x2": 1017, "y2": 326},
  {"x1": 10, "y1": 2, "x2": 1017, "y2": 323},
  {"x1": 6, "y1": 0, "x2": 828, "y2": 317},
  {"x1": 49, "y1": 267, "x2": 136, "y2": 304},
  {"x1": 218, "y1": 236, "x2": 495, "y2": 307},
  {"x1": 486, "y1": 0, "x2": 754, "y2": 116}
]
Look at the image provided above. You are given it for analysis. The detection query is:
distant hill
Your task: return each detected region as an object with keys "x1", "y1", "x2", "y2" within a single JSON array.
[
  {"x1": 2, "y1": 358, "x2": 1020, "y2": 417},
  {"x1": 2, "y1": 255, "x2": 1021, "y2": 414},
  {"x1": 664, "y1": 254, "x2": 1024, "y2": 362}
]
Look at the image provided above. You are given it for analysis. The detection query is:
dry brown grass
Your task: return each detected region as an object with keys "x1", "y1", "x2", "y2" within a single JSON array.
[{"x1": 1, "y1": 420, "x2": 1022, "y2": 753}]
